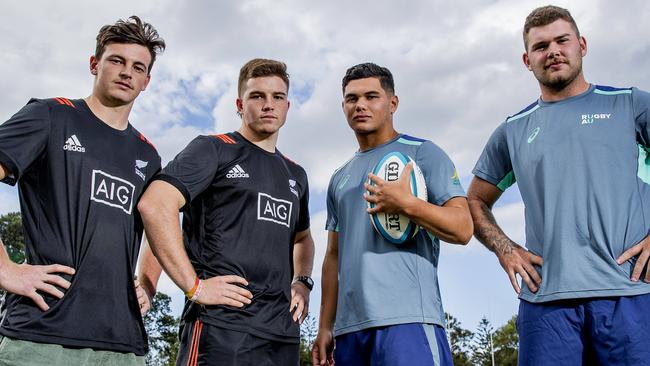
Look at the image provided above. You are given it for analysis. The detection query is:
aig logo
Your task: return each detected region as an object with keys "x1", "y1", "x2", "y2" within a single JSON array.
[
  {"x1": 257, "y1": 193, "x2": 293, "y2": 228},
  {"x1": 91, "y1": 170, "x2": 136, "y2": 215}
]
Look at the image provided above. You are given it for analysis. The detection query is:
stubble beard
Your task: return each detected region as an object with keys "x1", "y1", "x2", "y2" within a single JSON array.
[{"x1": 537, "y1": 59, "x2": 583, "y2": 93}]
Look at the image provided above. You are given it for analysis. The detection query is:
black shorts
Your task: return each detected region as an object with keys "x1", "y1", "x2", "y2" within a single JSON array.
[{"x1": 175, "y1": 320, "x2": 299, "y2": 366}]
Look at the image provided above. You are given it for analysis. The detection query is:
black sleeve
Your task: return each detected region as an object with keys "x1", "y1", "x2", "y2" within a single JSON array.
[
  {"x1": 156, "y1": 136, "x2": 220, "y2": 207},
  {"x1": 0, "y1": 99, "x2": 51, "y2": 185},
  {"x1": 296, "y1": 168, "x2": 310, "y2": 232}
]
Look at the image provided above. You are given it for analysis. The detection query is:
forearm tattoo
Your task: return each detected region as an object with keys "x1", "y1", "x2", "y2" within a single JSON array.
[{"x1": 473, "y1": 201, "x2": 516, "y2": 256}]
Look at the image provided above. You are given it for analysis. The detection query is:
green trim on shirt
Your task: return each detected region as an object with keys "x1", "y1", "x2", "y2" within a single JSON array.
[
  {"x1": 497, "y1": 170, "x2": 516, "y2": 191},
  {"x1": 639, "y1": 144, "x2": 650, "y2": 185}
]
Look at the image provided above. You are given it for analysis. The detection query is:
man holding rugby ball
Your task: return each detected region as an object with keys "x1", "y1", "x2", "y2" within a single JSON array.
[{"x1": 312, "y1": 63, "x2": 472, "y2": 366}]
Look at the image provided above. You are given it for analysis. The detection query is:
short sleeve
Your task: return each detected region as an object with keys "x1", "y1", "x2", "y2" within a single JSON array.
[
  {"x1": 0, "y1": 99, "x2": 51, "y2": 185},
  {"x1": 325, "y1": 173, "x2": 339, "y2": 232},
  {"x1": 472, "y1": 122, "x2": 515, "y2": 191},
  {"x1": 296, "y1": 168, "x2": 310, "y2": 232},
  {"x1": 156, "y1": 136, "x2": 220, "y2": 206},
  {"x1": 633, "y1": 87, "x2": 650, "y2": 147},
  {"x1": 416, "y1": 141, "x2": 466, "y2": 206}
]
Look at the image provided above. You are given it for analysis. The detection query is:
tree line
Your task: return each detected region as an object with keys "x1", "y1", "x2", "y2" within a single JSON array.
[{"x1": 1, "y1": 212, "x2": 518, "y2": 365}]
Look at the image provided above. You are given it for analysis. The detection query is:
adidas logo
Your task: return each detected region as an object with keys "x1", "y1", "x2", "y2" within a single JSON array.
[
  {"x1": 226, "y1": 164, "x2": 249, "y2": 179},
  {"x1": 63, "y1": 135, "x2": 85, "y2": 153}
]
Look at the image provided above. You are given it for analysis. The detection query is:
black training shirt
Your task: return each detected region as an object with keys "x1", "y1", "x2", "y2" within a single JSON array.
[
  {"x1": 157, "y1": 132, "x2": 310, "y2": 343},
  {"x1": 0, "y1": 98, "x2": 161, "y2": 355}
]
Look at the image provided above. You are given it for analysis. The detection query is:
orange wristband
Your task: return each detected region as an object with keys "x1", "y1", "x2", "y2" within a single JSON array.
[{"x1": 185, "y1": 277, "x2": 200, "y2": 299}]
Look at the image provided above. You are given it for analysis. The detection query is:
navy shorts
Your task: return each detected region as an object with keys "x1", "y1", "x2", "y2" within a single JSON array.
[
  {"x1": 175, "y1": 320, "x2": 299, "y2": 366},
  {"x1": 517, "y1": 293, "x2": 650, "y2": 365},
  {"x1": 334, "y1": 323, "x2": 452, "y2": 366}
]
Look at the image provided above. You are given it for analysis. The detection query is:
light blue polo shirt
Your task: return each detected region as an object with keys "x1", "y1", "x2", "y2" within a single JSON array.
[
  {"x1": 473, "y1": 85, "x2": 650, "y2": 303},
  {"x1": 326, "y1": 134, "x2": 465, "y2": 336}
]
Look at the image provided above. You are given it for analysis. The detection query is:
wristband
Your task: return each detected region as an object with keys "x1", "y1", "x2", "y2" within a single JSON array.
[
  {"x1": 189, "y1": 279, "x2": 203, "y2": 302},
  {"x1": 185, "y1": 277, "x2": 201, "y2": 299}
]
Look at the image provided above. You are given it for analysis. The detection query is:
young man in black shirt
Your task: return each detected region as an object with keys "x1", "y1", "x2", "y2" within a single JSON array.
[
  {"x1": 138, "y1": 58, "x2": 315, "y2": 365},
  {"x1": 0, "y1": 16, "x2": 165, "y2": 365}
]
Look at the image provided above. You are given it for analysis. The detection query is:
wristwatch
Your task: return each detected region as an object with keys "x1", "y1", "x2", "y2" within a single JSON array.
[{"x1": 292, "y1": 276, "x2": 314, "y2": 291}]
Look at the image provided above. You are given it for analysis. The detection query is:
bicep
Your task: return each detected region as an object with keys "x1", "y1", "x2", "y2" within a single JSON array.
[
  {"x1": 139, "y1": 180, "x2": 187, "y2": 214},
  {"x1": 326, "y1": 231, "x2": 339, "y2": 257}
]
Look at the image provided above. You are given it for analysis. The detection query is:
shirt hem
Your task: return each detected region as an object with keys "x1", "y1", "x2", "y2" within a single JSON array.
[
  {"x1": 519, "y1": 286, "x2": 650, "y2": 303},
  {"x1": 155, "y1": 174, "x2": 192, "y2": 208},
  {"x1": 334, "y1": 316, "x2": 444, "y2": 337},
  {"x1": 472, "y1": 169, "x2": 500, "y2": 187}
]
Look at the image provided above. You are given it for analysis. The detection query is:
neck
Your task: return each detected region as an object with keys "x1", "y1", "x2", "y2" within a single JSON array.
[
  {"x1": 84, "y1": 95, "x2": 133, "y2": 131},
  {"x1": 237, "y1": 125, "x2": 278, "y2": 153},
  {"x1": 540, "y1": 74, "x2": 590, "y2": 102},
  {"x1": 356, "y1": 127, "x2": 399, "y2": 152}
]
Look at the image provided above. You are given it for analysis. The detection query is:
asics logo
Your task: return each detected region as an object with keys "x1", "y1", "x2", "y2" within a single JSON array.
[{"x1": 527, "y1": 127, "x2": 540, "y2": 143}]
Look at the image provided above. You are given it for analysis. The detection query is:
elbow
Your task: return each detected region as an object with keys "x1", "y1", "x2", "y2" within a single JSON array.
[
  {"x1": 137, "y1": 194, "x2": 158, "y2": 222},
  {"x1": 457, "y1": 221, "x2": 474, "y2": 245},
  {"x1": 448, "y1": 213, "x2": 474, "y2": 245}
]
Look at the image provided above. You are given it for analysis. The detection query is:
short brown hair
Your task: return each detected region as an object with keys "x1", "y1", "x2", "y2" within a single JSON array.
[
  {"x1": 238, "y1": 59, "x2": 290, "y2": 97},
  {"x1": 523, "y1": 5, "x2": 580, "y2": 49},
  {"x1": 95, "y1": 16, "x2": 166, "y2": 74}
]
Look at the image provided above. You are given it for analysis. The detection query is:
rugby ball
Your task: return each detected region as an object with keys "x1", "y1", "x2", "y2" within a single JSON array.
[{"x1": 368, "y1": 151, "x2": 428, "y2": 244}]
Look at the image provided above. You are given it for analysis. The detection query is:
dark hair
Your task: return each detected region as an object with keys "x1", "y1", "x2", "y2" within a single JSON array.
[
  {"x1": 523, "y1": 5, "x2": 580, "y2": 49},
  {"x1": 342, "y1": 63, "x2": 395, "y2": 95},
  {"x1": 238, "y1": 58, "x2": 290, "y2": 97},
  {"x1": 95, "y1": 16, "x2": 166, "y2": 74}
]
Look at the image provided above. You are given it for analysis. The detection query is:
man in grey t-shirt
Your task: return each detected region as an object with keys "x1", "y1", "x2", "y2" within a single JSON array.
[
  {"x1": 469, "y1": 5, "x2": 650, "y2": 365},
  {"x1": 311, "y1": 63, "x2": 473, "y2": 366}
]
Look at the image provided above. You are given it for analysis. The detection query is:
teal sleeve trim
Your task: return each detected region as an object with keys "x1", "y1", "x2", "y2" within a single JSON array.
[
  {"x1": 638, "y1": 144, "x2": 650, "y2": 185},
  {"x1": 594, "y1": 89, "x2": 632, "y2": 95},
  {"x1": 397, "y1": 137, "x2": 423, "y2": 146},
  {"x1": 497, "y1": 170, "x2": 516, "y2": 191}
]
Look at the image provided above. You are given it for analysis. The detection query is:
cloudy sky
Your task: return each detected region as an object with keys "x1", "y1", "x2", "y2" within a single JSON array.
[{"x1": 2, "y1": 0, "x2": 649, "y2": 332}]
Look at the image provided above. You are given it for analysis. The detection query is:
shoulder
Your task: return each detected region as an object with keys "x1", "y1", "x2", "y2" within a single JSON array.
[
  {"x1": 592, "y1": 85, "x2": 633, "y2": 96},
  {"x1": 37, "y1": 97, "x2": 78, "y2": 109},
  {"x1": 505, "y1": 100, "x2": 540, "y2": 124},
  {"x1": 129, "y1": 126, "x2": 159, "y2": 157},
  {"x1": 398, "y1": 134, "x2": 447, "y2": 159},
  {"x1": 330, "y1": 154, "x2": 356, "y2": 182},
  {"x1": 190, "y1": 133, "x2": 240, "y2": 152},
  {"x1": 278, "y1": 150, "x2": 308, "y2": 179},
  {"x1": 16, "y1": 97, "x2": 75, "y2": 116}
]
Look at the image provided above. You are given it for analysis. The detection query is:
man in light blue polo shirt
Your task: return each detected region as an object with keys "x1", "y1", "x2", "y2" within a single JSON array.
[
  {"x1": 311, "y1": 63, "x2": 473, "y2": 366},
  {"x1": 469, "y1": 5, "x2": 650, "y2": 365}
]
